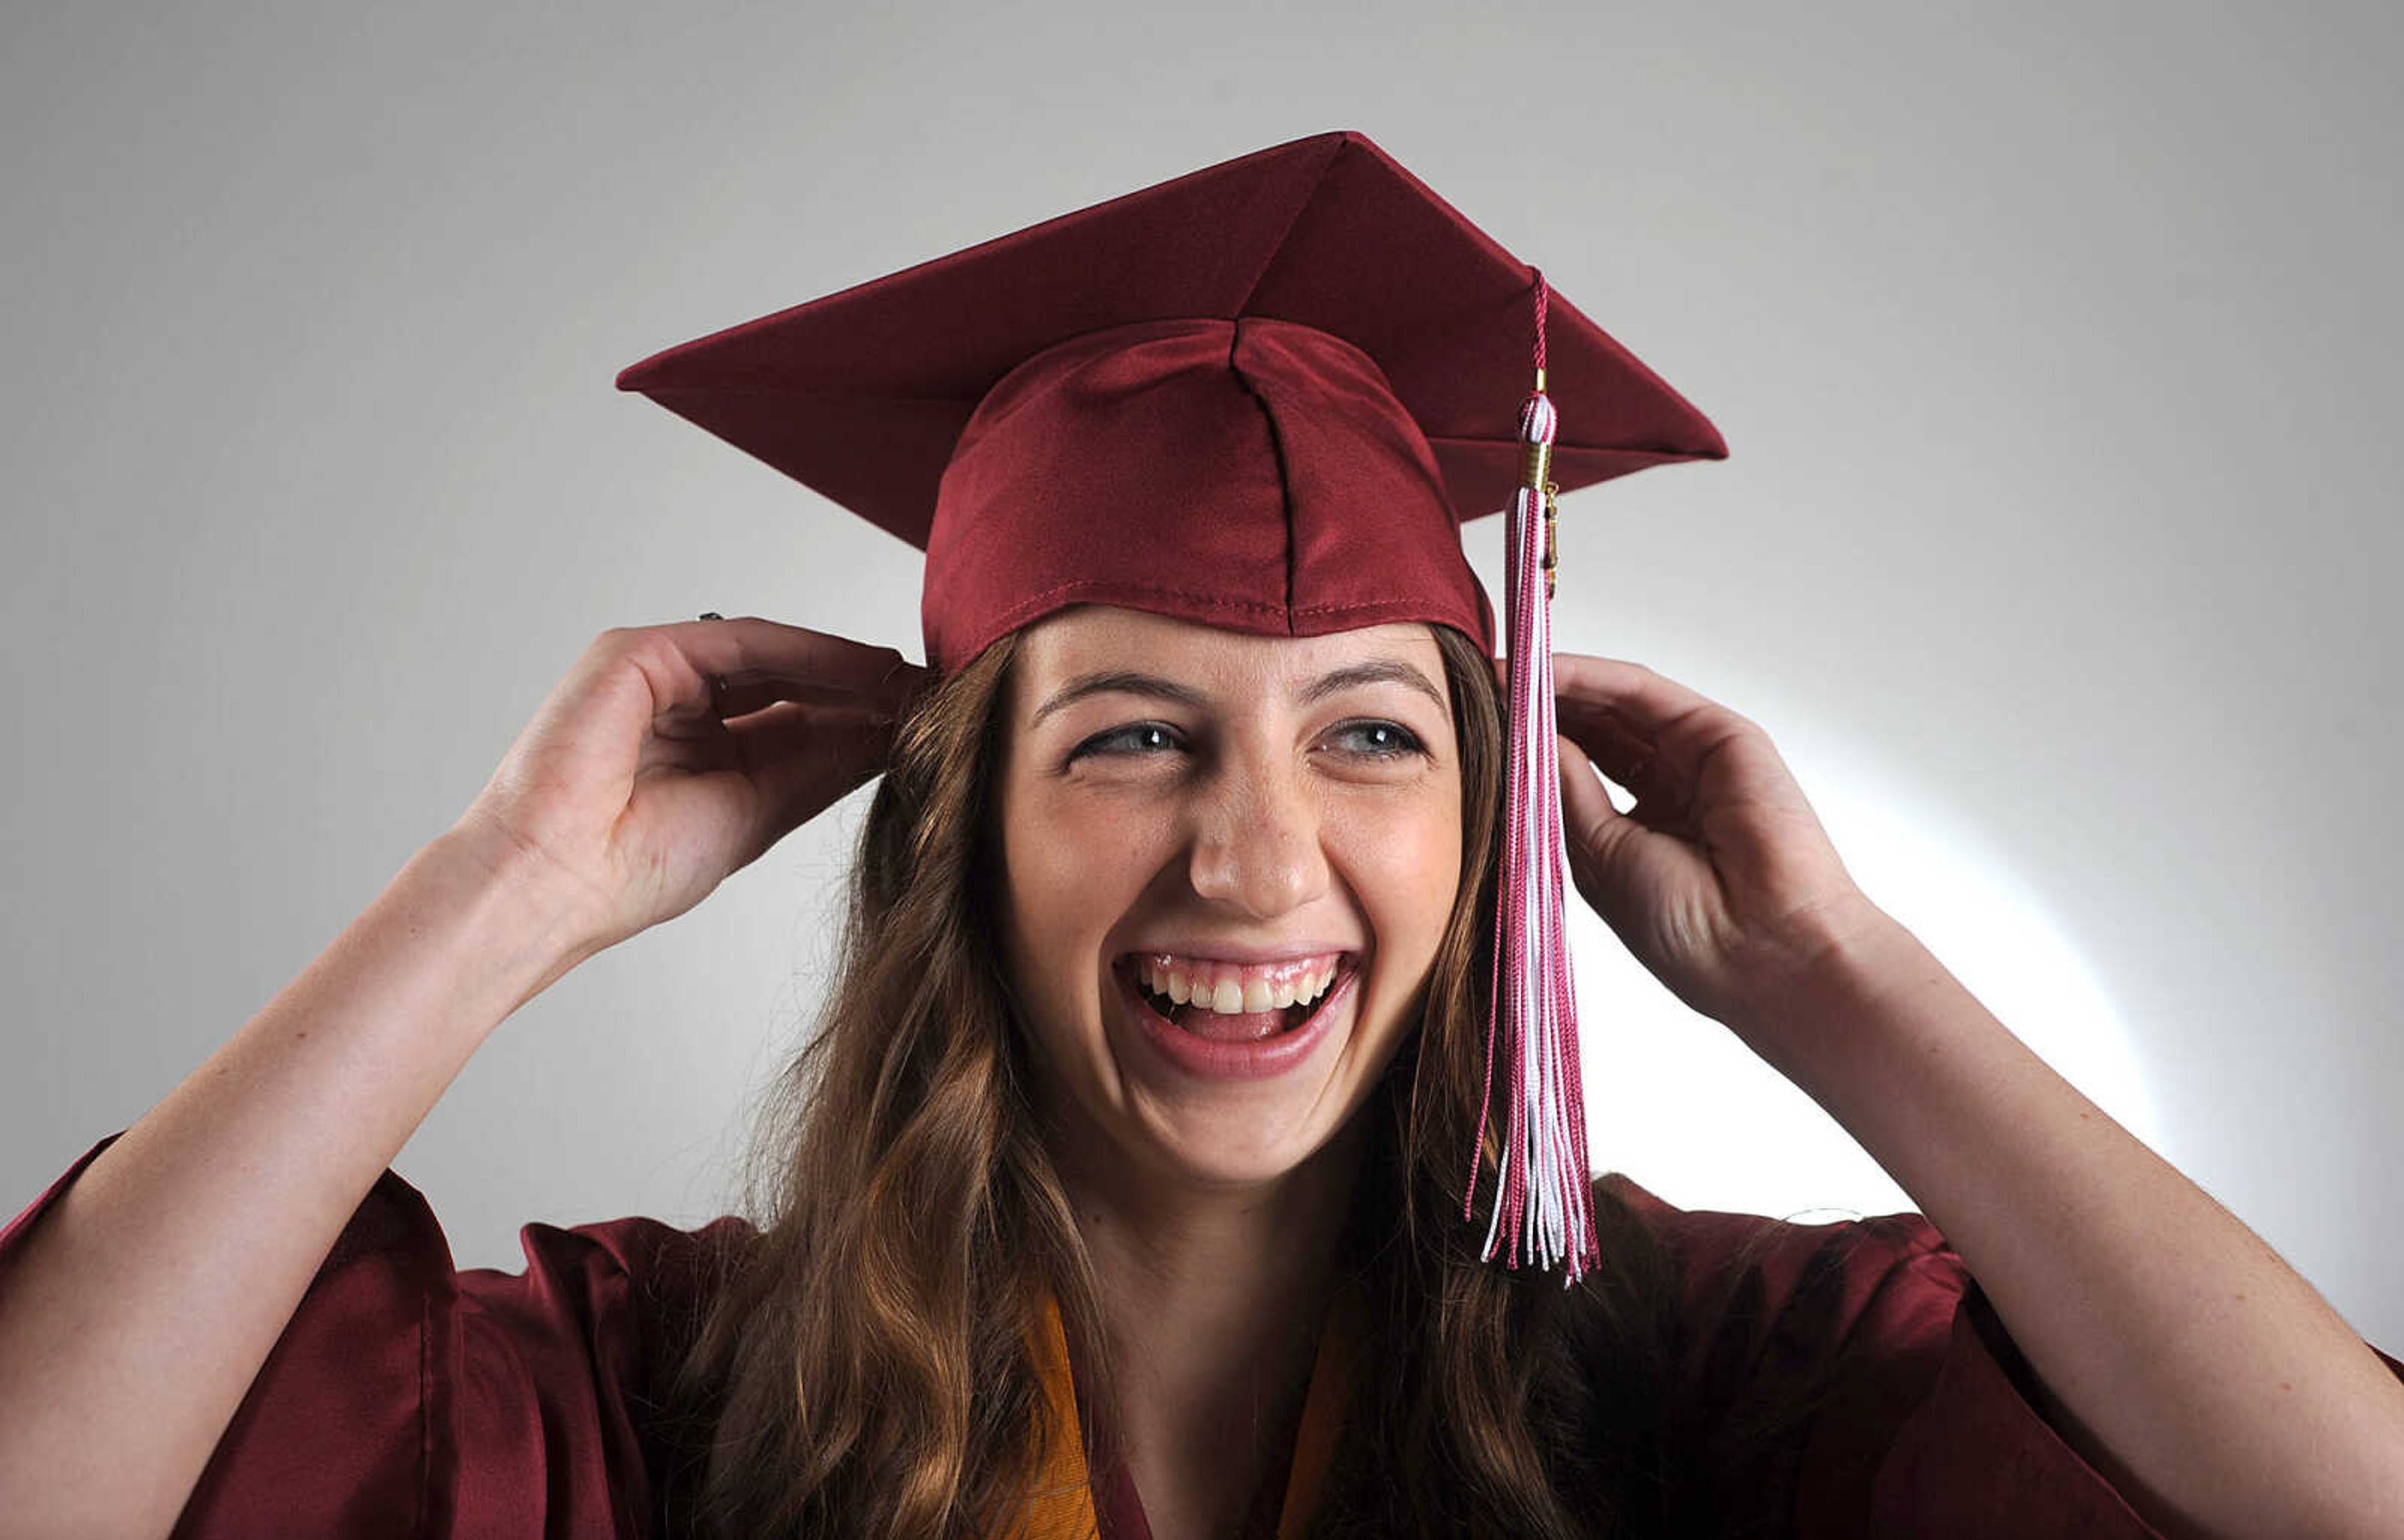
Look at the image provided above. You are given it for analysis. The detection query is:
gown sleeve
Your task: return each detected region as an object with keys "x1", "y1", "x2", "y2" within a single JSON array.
[
  {"x1": 1604, "y1": 1175, "x2": 2404, "y2": 1539},
  {"x1": 1, "y1": 1134, "x2": 751, "y2": 1540}
]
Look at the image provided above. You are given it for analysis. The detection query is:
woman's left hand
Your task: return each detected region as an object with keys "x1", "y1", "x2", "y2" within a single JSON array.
[{"x1": 1541, "y1": 652, "x2": 1898, "y2": 1035}]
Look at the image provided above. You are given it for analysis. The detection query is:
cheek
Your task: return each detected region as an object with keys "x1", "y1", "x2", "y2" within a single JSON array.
[
  {"x1": 999, "y1": 783, "x2": 1167, "y2": 988},
  {"x1": 1335, "y1": 787, "x2": 1464, "y2": 968}
]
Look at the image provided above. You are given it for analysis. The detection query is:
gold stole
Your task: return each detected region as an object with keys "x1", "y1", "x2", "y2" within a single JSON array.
[{"x1": 1009, "y1": 1290, "x2": 1359, "y2": 1539}]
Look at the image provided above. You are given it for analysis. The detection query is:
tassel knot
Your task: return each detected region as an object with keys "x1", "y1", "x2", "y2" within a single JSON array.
[{"x1": 1519, "y1": 391, "x2": 1558, "y2": 446}]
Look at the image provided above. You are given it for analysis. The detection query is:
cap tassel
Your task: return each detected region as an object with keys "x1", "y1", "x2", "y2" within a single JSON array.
[{"x1": 1466, "y1": 275, "x2": 1598, "y2": 1281}]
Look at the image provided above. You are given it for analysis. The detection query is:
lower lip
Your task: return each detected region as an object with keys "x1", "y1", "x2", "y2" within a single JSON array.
[{"x1": 1115, "y1": 961, "x2": 1360, "y2": 1083}]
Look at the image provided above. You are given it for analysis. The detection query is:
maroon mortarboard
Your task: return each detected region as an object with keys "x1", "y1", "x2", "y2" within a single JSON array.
[
  {"x1": 615, "y1": 130, "x2": 1727, "y2": 1276},
  {"x1": 615, "y1": 130, "x2": 1721, "y2": 673}
]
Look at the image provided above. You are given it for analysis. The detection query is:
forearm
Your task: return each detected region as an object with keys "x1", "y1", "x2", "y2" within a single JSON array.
[
  {"x1": 0, "y1": 831, "x2": 590, "y2": 1540},
  {"x1": 1750, "y1": 911, "x2": 2404, "y2": 1540}
]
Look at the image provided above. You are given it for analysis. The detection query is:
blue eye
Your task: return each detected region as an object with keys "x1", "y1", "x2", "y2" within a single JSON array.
[
  {"x1": 1067, "y1": 719, "x2": 1425, "y2": 764},
  {"x1": 1072, "y1": 722, "x2": 1186, "y2": 759},
  {"x1": 1331, "y1": 720, "x2": 1425, "y2": 758}
]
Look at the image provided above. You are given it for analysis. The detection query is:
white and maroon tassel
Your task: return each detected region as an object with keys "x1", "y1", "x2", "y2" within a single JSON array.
[{"x1": 1466, "y1": 274, "x2": 1598, "y2": 1281}]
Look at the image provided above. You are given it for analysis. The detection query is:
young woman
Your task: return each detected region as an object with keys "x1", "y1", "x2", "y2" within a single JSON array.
[{"x1": 3, "y1": 132, "x2": 2400, "y2": 1540}]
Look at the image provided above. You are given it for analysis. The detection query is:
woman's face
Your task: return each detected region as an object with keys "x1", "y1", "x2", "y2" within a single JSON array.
[{"x1": 994, "y1": 607, "x2": 1463, "y2": 1194}]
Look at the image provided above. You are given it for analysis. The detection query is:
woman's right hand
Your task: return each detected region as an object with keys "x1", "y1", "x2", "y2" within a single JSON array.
[
  {"x1": 0, "y1": 616, "x2": 929, "y2": 1538},
  {"x1": 449, "y1": 616, "x2": 932, "y2": 959}
]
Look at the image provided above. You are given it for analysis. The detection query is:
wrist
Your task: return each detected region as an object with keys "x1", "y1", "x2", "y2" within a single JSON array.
[
  {"x1": 1750, "y1": 908, "x2": 2010, "y2": 1124},
  {"x1": 408, "y1": 828, "x2": 608, "y2": 1015},
  {"x1": 1725, "y1": 900, "x2": 1943, "y2": 1085}
]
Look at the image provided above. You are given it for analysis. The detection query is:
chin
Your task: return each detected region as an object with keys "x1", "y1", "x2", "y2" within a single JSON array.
[{"x1": 1120, "y1": 1099, "x2": 1355, "y2": 1191}]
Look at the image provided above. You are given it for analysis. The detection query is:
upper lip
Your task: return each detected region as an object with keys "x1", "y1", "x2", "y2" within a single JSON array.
[{"x1": 1117, "y1": 941, "x2": 1359, "y2": 967}]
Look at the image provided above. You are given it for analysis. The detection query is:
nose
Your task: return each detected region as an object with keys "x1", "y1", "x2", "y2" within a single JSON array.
[{"x1": 1186, "y1": 752, "x2": 1331, "y2": 920}]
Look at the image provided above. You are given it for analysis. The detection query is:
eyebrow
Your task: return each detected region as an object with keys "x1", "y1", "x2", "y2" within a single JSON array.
[
  {"x1": 1298, "y1": 659, "x2": 1448, "y2": 712},
  {"x1": 1030, "y1": 657, "x2": 1447, "y2": 726}
]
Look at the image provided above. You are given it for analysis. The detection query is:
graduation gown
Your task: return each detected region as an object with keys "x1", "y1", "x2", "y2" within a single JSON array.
[{"x1": 8, "y1": 1135, "x2": 2399, "y2": 1537}]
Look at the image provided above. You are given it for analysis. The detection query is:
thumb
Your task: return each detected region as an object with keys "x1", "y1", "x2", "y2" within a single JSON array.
[
  {"x1": 1556, "y1": 730, "x2": 1628, "y2": 872},
  {"x1": 1553, "y1": 730, "x2": 1651, "y2": 937}
]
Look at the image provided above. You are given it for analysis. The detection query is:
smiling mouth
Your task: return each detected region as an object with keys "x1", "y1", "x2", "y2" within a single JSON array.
[{"x1": 1121, "y1": 954, "x2": 1359, "y2": 1042}]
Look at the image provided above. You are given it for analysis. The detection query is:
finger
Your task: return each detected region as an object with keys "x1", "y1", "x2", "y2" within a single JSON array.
[
  {"x1": 711, "y1": 673, "x2": 908, "y2": 721},
  {"x1": 1554, "y1": 694, "x2": 1660, "y2": 780},
  {"x1": 1550, "y1": 653, "x2": 1729, "y2": 734},
  {"x1": 1551, "y1": 654, "x2": 1751, "y2": 783},
  {"x1": 1554, "y1": 730, "x2": 1625, "y2": 858},
  {"x1": 674, "y1": 617, "x2": 931, "y2": 711},
  {"x1": 1491, "y1": 650, "x2": 1675, "y2": 797},
  {"x1": 724, "y1": 702, "x2": 898, "y2": 831}
]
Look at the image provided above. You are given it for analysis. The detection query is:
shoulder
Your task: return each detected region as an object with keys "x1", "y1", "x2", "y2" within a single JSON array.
[
  {"x1": 330, "y1": 1161, "x2": 759, "y2": 1297},
  {"x1": 483, "y1": 1208, "x2": 760, "y2": 1307},
  {"x1": 1591, "y1": 1175, "x2": 2174, "y2": 1536},
  {"x1": 292, "y1": 1163, "x2": 764, "y2": 1403},
  {"x1": 1596, "y1": 1171, "x2": 1961, "y2": 1342},
  {"x1": 1592, "y1": 1171, "x2": 1975, "y2": 1457},
  {"x1": 444, "y1": 1196, "x2": 762, "y2": 1375}
]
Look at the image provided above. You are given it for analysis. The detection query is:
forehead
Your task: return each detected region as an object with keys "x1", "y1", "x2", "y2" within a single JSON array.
[{"x1": 1010, "y1": 607, "x2": 1447, "y2": 699}]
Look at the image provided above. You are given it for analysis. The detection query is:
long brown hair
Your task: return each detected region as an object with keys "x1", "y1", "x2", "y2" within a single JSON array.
[{"x1": 662, "y1": 622, "x2": 1692, "y2": 1538}]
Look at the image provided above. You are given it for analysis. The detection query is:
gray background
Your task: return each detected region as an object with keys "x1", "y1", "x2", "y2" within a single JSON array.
[{"x1": 4, "y1": 4, "x2": 2397, "y2": 1352}]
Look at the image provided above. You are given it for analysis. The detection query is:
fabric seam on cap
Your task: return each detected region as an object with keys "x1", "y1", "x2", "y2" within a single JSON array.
[
  {"x1": 1224, "y1": 321, "x2": 1300, "y2": 634},
  {"x1": 961, "y1": 579, "x2": 1457, "y2": 665},
  {"x1": 980, "y1": 578, "x2": 1295, "y2": 634},
  {"x1": 1288, "y1": 595, "x2": 1451, "y2": 620}
]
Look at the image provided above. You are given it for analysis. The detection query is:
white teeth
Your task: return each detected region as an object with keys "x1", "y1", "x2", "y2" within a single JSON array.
[{"x1": 1136, "y1": 957, "x2": 1346, "y2": 1014}]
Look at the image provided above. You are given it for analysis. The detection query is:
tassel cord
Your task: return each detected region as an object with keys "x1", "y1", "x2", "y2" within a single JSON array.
[{"x1": 1467, "y1": 272, "x2": 1596, "y2": 1281}]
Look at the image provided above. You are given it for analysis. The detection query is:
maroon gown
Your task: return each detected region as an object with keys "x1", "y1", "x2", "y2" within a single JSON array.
[{"x1": 8, "y1": 1134, "x2": 2398, "y2": 1537}]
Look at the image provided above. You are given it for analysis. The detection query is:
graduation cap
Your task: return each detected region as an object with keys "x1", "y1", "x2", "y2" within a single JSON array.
[{"x1": 616, "y1": 129, "x2": 1727, "y2": 1276}]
